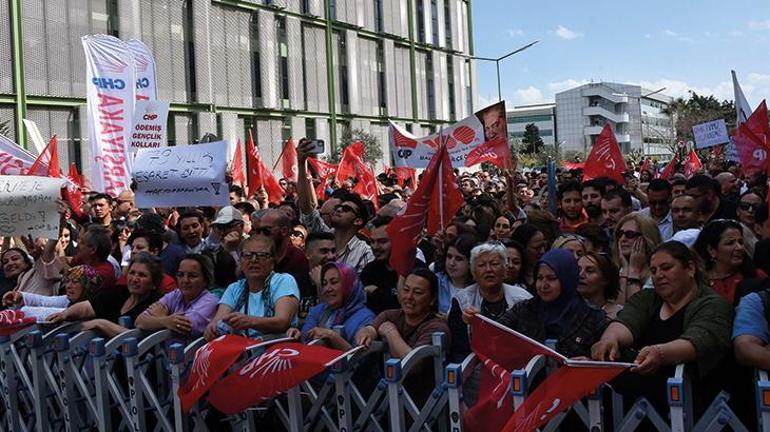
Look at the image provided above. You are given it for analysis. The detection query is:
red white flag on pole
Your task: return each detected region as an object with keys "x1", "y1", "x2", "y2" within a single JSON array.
[
  {"x1": 682, "y1": 150, "x2": 702, "y2": 178},
  {"x1": 28, "y1": 135, "x2": 61, "y2": 178},
  {"x1": 246, "y1": 130, "x2": 285, "y2": 203},
  {"x1": 427, "y1": 133, "x2": 464, "y2": 235},
  {"x1": 582, "y1": 124, "x2": 626, "y2": 184},
  {"x1": 230, "y1": 139, "x2": 245, "y2": 187},
  {"x1": 658, "y1": 156, "x2": 679, "y2": 180},
  {"x1": 463, "y1": 138, "x2": 511, "y2": 168},
  {"x1": 336, "y1": 141, "x2": 377, "y2": 202},
  {"x1": 280, "y1": 137, "x2": 299, "y2": 182},
  {"x1": 307, "y1": 158, "x2": 338, "y2": 200},
  {"x1": 207, "y1": 342, "x2": 344, "y2": 415},
  {"x1": 733, "y1": 100, "x2": 769, "y2": 178}
]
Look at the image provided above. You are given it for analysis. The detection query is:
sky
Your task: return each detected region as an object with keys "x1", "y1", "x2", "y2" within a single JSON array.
[{"x1": 471, "y1": 0, "x2": 770, "y2": 109}]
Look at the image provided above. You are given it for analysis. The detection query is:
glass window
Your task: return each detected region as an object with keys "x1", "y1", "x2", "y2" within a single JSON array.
[
  {"x1": 443, "y1": 0, "x2": 452, "y2": 46},
  {"x1": 337, "y1": 31, "x2": 349, "y2": 111},
  {"x1": 330, "y1": 0, "x2": 337, "y2": 20},
  {"x1": 426, "y1": 55, "x2": 436, "y2": 119},
  {"x1": 250, "y1": 14, "x2": 262, "y2": 99},
  {"x1": 377, "y1": 41, "x2": 387, "y2": 114},
  {"x1": 416, "y1": 0, "x2": 425, "y2": 43},
  {"x1": 277, "y1": 17, "x2": 290, "y2": 104},
  {"x1": 430, "y1": 0, "x2": 439, "y2": 46},
  {"x1": 447, "y1": 55, "x2": 456, "y2": 121},
  {"x1": 374, "y1": 0, "x2": 383, "y2": 32},
  {"x1": 305, "y1": 118, "x2": 316, "y2": 139}
]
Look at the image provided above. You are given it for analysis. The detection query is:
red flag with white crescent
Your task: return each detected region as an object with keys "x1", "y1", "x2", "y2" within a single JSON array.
[
  {"x1": 207, "y1": 342, "x2": 343, "y2": 415},
  {"x1": 463, "y1": 138, "x2": 511, "y2": 168},
  {"x1": 733, "y1": 100, "x2": 769, "y2": 178},
  {"x1": 583, "y1": 124, "x2": 626, "y2": 183},
  {"x1": 246, "y1": 130, "x2": 285, "y2": 203}
]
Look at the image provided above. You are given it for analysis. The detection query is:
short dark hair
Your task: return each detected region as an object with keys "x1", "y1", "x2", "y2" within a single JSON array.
[
  {"x1": 176, "y1": 211, "x2": 205, "y2": 235},
  {"x1": 234, "y1": 201, "x2": 256, "y2": 216},
  {"x1": 128, "y1": 252, "x2": 164, "y2": 287},
  {"x1": 671, "y1": 177, "x2": 687, "y2": 188},
  {"x1": 229, "y1": 185, "x2": 244, "y2": 198},
  {"x1": 128, "y1": 230, "x2": 163, "y2": 254},
  {"x1": 306, "y1": 231, "x2": 334, "y2": 247},
  {"x1": 407, "y1": 267, "x2": 440, "y2": 312},
  {"x1": 582, "y1": 178, "x2": 608, "y2": 196},
  {"x1": 89, "y1": 193, "x2": 113, "y2": 204},
  {"x1": 340, "y1": 192, "x2": 369, "y2": 225},
  {"x1": 370, "y1": 215, "x2": 393, "y2": 228},
  {"x1": 575, "y1": 223, "x2": 611, "y2": 255},
  {"x1": 686, "y1": 174, "x2": 719, "y2": 195},
  {"x1": 647, "y1": 179, "x2": 672, "y2": 194},
  {"x1": 557, "y1": 180, "x2": 582, "y2": 201},
  {"x1": 83, "y1": 225, "x2": 112, "y2": 261},
  {"x1": 602, "y1": 188, "x2": 632, "y2": 208}
]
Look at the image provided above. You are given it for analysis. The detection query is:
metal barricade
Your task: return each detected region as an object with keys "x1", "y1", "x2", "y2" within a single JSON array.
[
  {"x1": 169, "y1": 337, "x2": 209, "y2": 432},
  {"x1": 123, "y1": 329, "x2": 176, "y2": 432}
]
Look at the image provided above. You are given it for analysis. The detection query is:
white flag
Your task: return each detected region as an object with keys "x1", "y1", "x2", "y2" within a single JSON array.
[
  {"x1": 732, "y1": 70, "x2": 752, "y2": 125},
  {"x1": 127, "y1": 39, "x2": 158, "y2": 101},
  {"x1": 82, "y1": 34, "x2": 136, "y2": 196}
]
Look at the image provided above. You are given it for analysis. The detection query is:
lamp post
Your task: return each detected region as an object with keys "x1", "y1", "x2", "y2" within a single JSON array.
[{"x1": 471, "y1": 40, "x2": 539, "y2": 101}]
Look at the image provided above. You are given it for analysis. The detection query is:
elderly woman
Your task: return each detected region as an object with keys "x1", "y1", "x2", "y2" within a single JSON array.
[
  {"x1": 135, "y1": 254, "x2": 219, "y2": 338},
  {"x1": 48, "y1": 252, "x2": 165, "y2": 337},
  {"x1": 498, "y1": 249, "x2": 608, "y2": 358},
  {"x1": 435, "y1": 235, "x2": 476, "y2": 314},
  {"x1": 551, "y1": 233, "x2": 587, "y2": 259},
  {"x1": 203, "y1": 236, "x2": 299, "y2": 340},
  {"x1": 448, "y1": 242, "x2": 532, "y2": 362},
  {"x1": 288, "y1": 262, "x2": 374, "y2": 350},
  {"x1": 591, "y1": 241, "x2": 733, "y2": 416},
  {"x1": 612, "y1": 213, "x2": 662, "y2": 305},
  {"x1": 578, "y1": 252, "x2": 622, "y2": 319},
  {"x1": 355, "y1": 268, "x2": 449, "y2": 359},
  {"x1": 2, "y1": 265, "x2": 102, "y2": 321},
  {"x1": 693, "y1": 219, "x2": 765, "y2": 305}
]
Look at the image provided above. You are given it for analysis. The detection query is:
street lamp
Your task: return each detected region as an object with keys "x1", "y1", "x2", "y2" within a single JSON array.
[{"x1": 471, "y1": 40, "x2": 540, "y2": 101}]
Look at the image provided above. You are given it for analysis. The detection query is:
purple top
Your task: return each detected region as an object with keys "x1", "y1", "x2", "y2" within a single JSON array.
[{"x1": 152, "y1": 289, "x2": 219, "y2": 337}]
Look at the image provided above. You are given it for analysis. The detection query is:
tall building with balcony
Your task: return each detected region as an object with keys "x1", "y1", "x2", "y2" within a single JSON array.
[
  {"x1": 555, "y1": 82, "x2": 672, "y2": 155},
  {"x1": 0, "y1": 0, "x2": 477, "y2": 175},
  {"x1": 506, "y1": 103, "x2": 556, "y2": 146}
]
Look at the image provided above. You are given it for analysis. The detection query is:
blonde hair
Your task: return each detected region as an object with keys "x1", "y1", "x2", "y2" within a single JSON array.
[{"x1": 611, "y1": 213, "x2": 662, "y2": 269}]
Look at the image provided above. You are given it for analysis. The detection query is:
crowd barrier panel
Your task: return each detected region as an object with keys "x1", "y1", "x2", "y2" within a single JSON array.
[
  {"x1": 123, "y1": 329, "x2": 176, "y2": 432},
  {"x1": 758, "y1": 370, "x2": 770, "y2": 432},
  {"x1": 168, "y1": 336, "x2": 208, "y2": 432},
  {"x1": 55, "y1": 328, "x2": 99, "y2": 431}
]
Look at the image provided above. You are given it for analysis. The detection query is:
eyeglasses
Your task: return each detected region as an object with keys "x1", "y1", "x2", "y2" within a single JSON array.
[
  {"x1": 617, "y1": 230, "x2": 643, "y2": 240},
  {"x1": 290, "y1": 230, "x2": 305, "y2": 239},
  {"x1": 242, "y1": 251, "x2": 272, "y2": 261},
  {"x1": 739, "y1": 202, "x2": 761, "y2": 212},
  {"x1": 335, "y1": 204, "x2": 360, "y2": 217}
]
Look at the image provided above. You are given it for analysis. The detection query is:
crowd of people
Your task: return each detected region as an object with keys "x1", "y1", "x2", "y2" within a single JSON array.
[{"x1": 2, "y1": 137, "x2": 770, "y2": 426}]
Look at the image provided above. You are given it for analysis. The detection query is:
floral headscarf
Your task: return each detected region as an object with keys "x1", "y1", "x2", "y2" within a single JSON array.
[{"x1": 62, "y1": 265, "x2": 102, "y2": 301}]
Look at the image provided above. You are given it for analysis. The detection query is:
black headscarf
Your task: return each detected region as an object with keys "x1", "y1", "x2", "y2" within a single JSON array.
[{"x1": 534, "y1": 249, "x2": 583, "y2": 338}]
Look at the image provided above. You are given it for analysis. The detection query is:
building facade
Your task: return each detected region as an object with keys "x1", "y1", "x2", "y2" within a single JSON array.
[
  {"x1": 506, "y1": 103, "x2": 556, "y2": 146},
  {"x1": 554, "y1": 82, "x2": 673, "y2": 155},
  {"x1": 0, "y1": 0, "x2": 477, "y2": 175}
]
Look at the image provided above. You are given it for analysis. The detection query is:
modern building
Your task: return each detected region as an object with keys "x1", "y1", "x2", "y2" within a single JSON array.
[
  {"x1": 554, "y1": 82, "x2": 673, "y2": 155},
  {"x1": 506, "y1": 103, "x2": 556, "y2": 146},
  {"x1": 0, "y1": 0, "x2": 477, "y2": 175}
]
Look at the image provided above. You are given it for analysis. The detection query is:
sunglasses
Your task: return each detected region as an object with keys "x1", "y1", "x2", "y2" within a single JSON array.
[
  {"x1": 739, "y1": 202, "x2": 761, "y2": 212},
  {"x1": 335, "y1": 204, "x2": 360, "y2": 217},
  {"x1": 617, "y1": 230, "x2": 643, "y2": 240}
]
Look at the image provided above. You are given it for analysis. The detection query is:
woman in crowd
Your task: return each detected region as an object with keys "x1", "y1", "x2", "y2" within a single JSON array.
[
  {"x1": 503, "y1": 240, "x2": 529, "y2": 291},
  {"x1": 2, "y1": 265, "x2": 102, "y2": 321},
  {"x1": 575, "y1": 223, "x2": 611, "y2": 255},
  {"x1": 551, "y1": 233, "x2": 587, "y2": 259},
  {"x1": 117, "y1": 231, "x2": 177, "y2": 293},
  {"x1": 435, "y1": 235, "x2": 476, "y2": 315},
  {"x1": 58, "y1": 224, "x2": 78, "y2": 257},
  {"x1": 448, "y1": 242, "x2": 532, "y2": 362},
  {"x1": 510, "y1": 224, "x2": 548, "y2": 287},
  {"x1": 135, "y1": 254, "x2": 219, "y2": 338},
  {"x1": 591, "y1": 241, "x2": 733, "y2": 415},
  {"x1": 1, "y1": 238, "x2": 63, "y2": 296},
  {"x1": 48, "y1": 252, "x2": 165, "y2": 337},
  {"x1": 693, "y1": 219, "x2": 764, "y2": 305},
  {"x1": 613, "y1": 213, "x2": 661, "y2": 305},
  {"x1": 578, "y1": 252, "x2": 622, "y2": 319},
  {"x1": 204, "y1": 236, "x2": 300, "y2": 340},
  {"x1": 290, "y1": 224, "x2": 308, "y2": 250},
  {"x1": 735, "y1": 190, "x2": 766, "y2": 258},
  {"x1": 498, "y1": 249, "x2": 608, "y2": 358},
  {"x1": 493, "y1": 213, "x2": 516, "y2": 241},
  {"x1": 288, "y1": 262, "x2": 374, "y2": 350}
]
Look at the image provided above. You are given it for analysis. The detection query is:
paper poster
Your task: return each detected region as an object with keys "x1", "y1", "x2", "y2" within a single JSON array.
[
  {"x1": 132, "y1": 141, "x2": 230, "y2": 208},
  {"x1": 692, "y1": 119, "x2": 729, "y2": 149},
  {"x1": 130, "y1": 100, "x2": 169, "y2": 154},
  {"x1": 389, "y1": 101, "x2": 508, "y2": 168},
  {"x1": 0, "y1": 175, "x2": 65, "y2": 239}
]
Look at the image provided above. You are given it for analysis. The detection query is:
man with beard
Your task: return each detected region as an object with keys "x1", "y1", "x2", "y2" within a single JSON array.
[
  {"x1": 360, "y1": 216, "x2": 401, "y2": 314},
  {"x1": 113, "y1": 190, "x2": 135, "y2": 220},
  {"x1": 601, "y1": 188, "x2": 632, "y2": 231},
  {"x1": 670, "y1": 194, "x2": 702, "y2": 247},
  {"x1": 89, "y1": 193, "x2": 114, "y2": 227},
  {"x1": 685, "y1": 174, "x2": 736, "y2": 223},
  {"x1": 557, "y1": 181, "x2": 587, "y2": 233},
  {"x1": 330, "y1": 192, "x2": 374, "y2": 272},
  {"x1": 582, "y1": 178, "x2": 608, "y2": 225},
  {"x1": 635, "y1": 179, "x2": 673, "y2": 240}
]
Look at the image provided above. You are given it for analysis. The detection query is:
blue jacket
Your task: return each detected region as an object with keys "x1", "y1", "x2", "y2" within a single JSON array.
[{"x1": 302, "y1": 303, "x2": 375, "y2": 344}]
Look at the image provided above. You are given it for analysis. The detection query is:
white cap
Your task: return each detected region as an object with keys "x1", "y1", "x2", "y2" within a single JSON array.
[{"x1": 212, "y1": 206, "x2": 244, "y2": 225}]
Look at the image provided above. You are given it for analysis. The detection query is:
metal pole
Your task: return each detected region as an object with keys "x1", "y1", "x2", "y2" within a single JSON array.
[{"x1": 496, "y1": 60, "x2": 502, "y2": 101}]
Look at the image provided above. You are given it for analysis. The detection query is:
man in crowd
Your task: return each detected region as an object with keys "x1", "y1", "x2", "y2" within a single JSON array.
[
  {"x1": 601, "y1": 188, "x2": 632, "y2": 231},
  {"x1": 582, "y1": 178, "x2": 607, "y2": 225},
  {"x1": 360, "y1": 216, "x2": 400, "y2": 314},
  {"x1": 686, "y1": 174, "x2": 736, "y2": 223},
  {"x1": 670, "y1": 194, "x2": 702, "y2": 247},
  {"x1": 114, "y1": 190, "x2": 135, "y2": 220},
  {"x1": 556, "y1": 181, "x2": 587, "y2": 233},
  {"x1": 176, "y1": 210, "x2": 238, "y2": 288},
  {"x1": 254, "y1": 208, "x2": 311, "y2": 294},
  {"x1": 89, "y1": 193, "x2": 114, "y2": 227},
  {"x1": 636, "y1": 179, "x2": 673, "y2": 240},
  {"x1": 670, "y1": 176, "x2": 688, "y2": 198}
]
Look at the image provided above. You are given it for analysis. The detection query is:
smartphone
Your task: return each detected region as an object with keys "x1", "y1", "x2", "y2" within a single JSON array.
[{"x1": 308, "y1": 139, "x2": 325, "y2": 154}]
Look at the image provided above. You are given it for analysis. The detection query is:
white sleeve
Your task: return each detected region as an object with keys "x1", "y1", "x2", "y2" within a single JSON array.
[{"x1": 21, "y1": 293, "x2": 70, "y2": 308}]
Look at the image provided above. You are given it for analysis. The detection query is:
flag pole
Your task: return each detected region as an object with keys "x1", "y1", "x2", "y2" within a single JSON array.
[
  {"x1": 438, "y1": 127, "x2": 445, "y2": 230},
  {"x1": 271, "y1": 137, "x2": 292, "y2": 172}
]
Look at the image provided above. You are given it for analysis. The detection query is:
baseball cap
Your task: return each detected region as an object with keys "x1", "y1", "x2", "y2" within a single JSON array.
[{"x1": 212, "y1": 206, "x2": 244, "y2": 225}]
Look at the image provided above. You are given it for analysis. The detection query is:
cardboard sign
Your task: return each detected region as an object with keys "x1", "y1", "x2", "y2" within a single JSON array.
[
  {"x1": 692, "y1": 119, "x2": 729, "y2": 149},
  {"x1": 133, "y1": 141, "x2": 229, "y2": 208},
  {"x1": 130, "y1": 100, "x2": 169, "y2": 154},
  {"x1": 0, "y1": 175, "x2": 65, "y2": 239}
]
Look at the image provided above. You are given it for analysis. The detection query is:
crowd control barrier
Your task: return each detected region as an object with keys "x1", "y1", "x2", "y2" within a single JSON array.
[{"x1": 0, "y1": 320, "x2": 767, "y2": 431}]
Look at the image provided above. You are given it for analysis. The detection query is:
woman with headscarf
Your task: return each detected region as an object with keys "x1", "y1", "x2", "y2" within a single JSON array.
[
  {"x1": 2, "y1": 265, "x2": 102, "y2": 321},
  {"x1": 288, "y1": 262, "x2": 374, "y2": 350},
  {"x1": 498, "y1": 249, "x2": 608, "y2": 358},
  {"x1": 510, "y1": 224, "x2": 547, "y2": 287}
]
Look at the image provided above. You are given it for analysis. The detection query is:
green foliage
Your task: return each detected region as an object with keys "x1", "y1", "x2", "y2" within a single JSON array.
[
  {"x1": 331, "y1": 126, "x2": 383, "y2": 165},
  {"x1": 662, "y1": 91, "x2": 736, "y2": 141},
  {"x1": 521, "y1": 123, "x2": 544, "y2": 154}
]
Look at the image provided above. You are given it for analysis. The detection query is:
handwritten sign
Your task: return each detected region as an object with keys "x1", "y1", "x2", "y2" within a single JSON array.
[
  {"x1": 130, "y1": 100, "x2": 169, "y2": 154},
  {"x1": 132, "y1": 141, "x2": 229, "y2": 208},
  {"x1": 0, "y1": 176, "x2": 65, "y2": 239},
  {"x1": 693, "y1": 119, "x2": 729, "y2": 149}
]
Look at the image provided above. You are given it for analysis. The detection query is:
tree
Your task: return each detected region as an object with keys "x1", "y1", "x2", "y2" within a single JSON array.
[
  {"x1": 331, "y1": 126, "x2": 383, "y2": 165},
  {"x1": 662, "y1": 91, "x2": 736, "y2": 141},
  {"x1": 521, "y1": 123, "x2": 544, "y2": 154}
]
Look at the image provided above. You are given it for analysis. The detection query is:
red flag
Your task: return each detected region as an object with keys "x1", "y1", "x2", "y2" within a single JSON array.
[
  {"x1": 336, "y1": 142, "x2": 377, "y2": 202},
  {"x1": 0, "y1": 310, "x2": 36, "y2": 336},
  {"x1": 501, "y1": 363, "x2": 627, "y2": 432},
  {"x1": 230, "y1": 139, "x2": 245, "y2": 187},
  {"x1": 658, "y1": 156, "x2": 679, "y2": 180},
  {"x1": 427, "y1": 148, "x2": 464, "y2": 235},
  {"x1": 734, "y1": 100, "x2": 769, "y2": 178},
  {"x1": 67, "y1": 163, "x2": 84, "y2": 187},
  {"x1": 207, "y1": 342, "x2": 343, "y2": 415},
  {"x1": 640, "y1": 157, "x2": 652, "y2": 174},
  {"x1": 387, "y1": 145, "x2": 459, "y2": 276},
  {"x1": 682, "y1": 150, "x2": 702, "y2": 177},
  {"x1": 463, "y1": 138, "x2": 511, "y2": 168},
  {"x1": 27, "y1": 135, "x2": 60, "y2": 177},
  {"x1": 307, "y1": 158, "x2": 338, "y2": 200},
  {"x1": 561, "y1": 161, "x2": 585, "y2": 170},
  {"x1": 245, "y1": 131, "x2": 285, "y2": 203},
  {"x1": 582, "y1": 125, "x2": 626, "y2": 183},
  {"x1": 280, "y1": 137, "x2": 299, "y2": 182},
  {"x1": 393, "y1": 167, "x2": 417, "y2": 188},
  {"x1": 177, "y1": 335, "x2": 256, "y2": 413}
]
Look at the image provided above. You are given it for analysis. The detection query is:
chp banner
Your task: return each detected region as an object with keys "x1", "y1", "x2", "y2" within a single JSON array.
[
  {"x1": 126, "y1": 39, "x2": 158, "y2": 101},
  {"x1": 692, "y1": 119, "x2": 729, "y2": 149},
  {"x1": 130, "y1": 100, "x2": 169, "y2": 154},
  {"x1": 389, "y1": 101, "x2": 508, "y2": 168},
  {"x1": 82, "y1": 34, "x2": 136, "y2": 196},
  {"x1": 132, "y1": 140, "x2": 230, "y2": 208},
  {"x1": 0, "y1": 134, "x2": 38, "y2": 175},
  {"x1": 0, "y1": 175, "x2": 65, "y2": 239}
]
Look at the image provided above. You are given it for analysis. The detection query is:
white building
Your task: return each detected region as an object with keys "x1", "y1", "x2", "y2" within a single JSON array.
[
  {"x1": 555, "y1": 82, "x2": 673, "y2": 155},
  {"x1": 506, "y1": 103, "x2": 556, "y2": 146}
]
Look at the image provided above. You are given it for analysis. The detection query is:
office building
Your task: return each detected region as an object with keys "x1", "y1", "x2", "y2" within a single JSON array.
[
  {"x1": 0, "y1": 0, "x2": 477, "y2": 175},
  {"x1": 506, "y1": 103, "x2": 556, "y2": 146}
]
